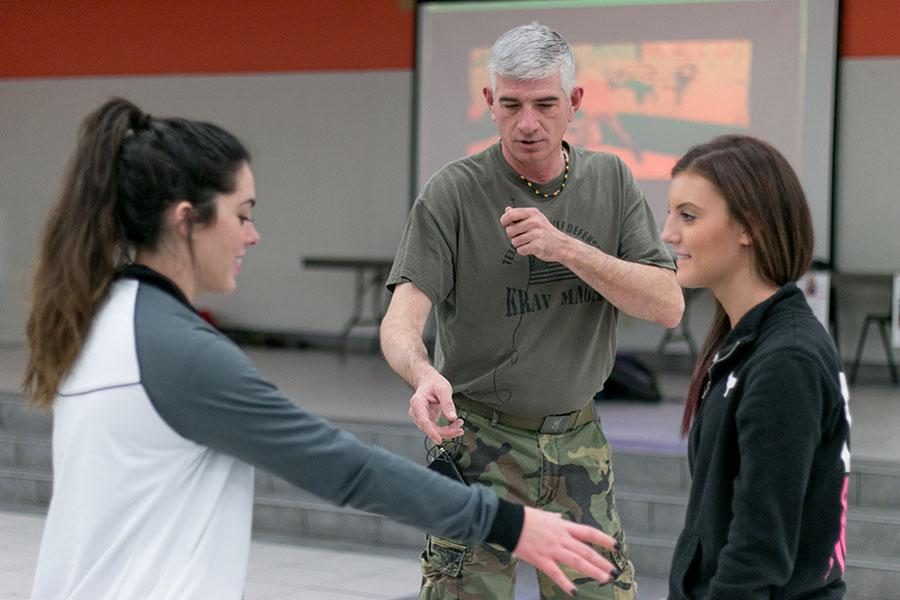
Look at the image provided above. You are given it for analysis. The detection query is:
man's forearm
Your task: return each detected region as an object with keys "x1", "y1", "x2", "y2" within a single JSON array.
[
  {"x1": 559, "y1": 237, "x2": 684, "y2": 328},
  {"x1": 380, "y1": 314, "x2": 434, "y2": 389}
]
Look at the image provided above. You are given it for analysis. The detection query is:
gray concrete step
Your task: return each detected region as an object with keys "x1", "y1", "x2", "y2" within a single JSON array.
[
  {"x1": 847, "y1": 505, "x2": 900, "y2": 557},
  {"x1": 845, "y1": 553, "x2": 900, "y2": 600},
  {"x1": 630, "y1": 540, "x2": 900, "y2": 600},
  {"x1": 623, "y1": 535, "x2": 675, "y2": 579},
  {"x1": 851, "y1": 458, "x2": 900, "y2": 511},
  {"x1": 627, "y1": 538, "x2": 900, "y2": 600},
  {"x1": 0, "y1": 393, "x2": 52, "y2": 436},
  {"x1": 0, "y1": 466, "x2": 52, "y2": 507},
  {"x1": 2, "y1": 392, "x2": 898, "y2": 510},
  {"x1": 253, "y1": 494, "x2": 423, "y2": 549},
  {"x1": 620, "y1": 491, "x2": 900, "y2": 574},
  {"x1": 0, "y1": 433, "x2": 52, "y2": 472},
  {"x1": 617, "y1": 489, "x2": 687, "y2": 541},
  {"x1": 612, "y1": 450, "x2": 691, "y2": 496},
  {"x1": 613, "y1": 450, "x2": 900, "y2": 512},
  {"x1": 3, "y1": 391, "x2": 900, "y2": 598}
]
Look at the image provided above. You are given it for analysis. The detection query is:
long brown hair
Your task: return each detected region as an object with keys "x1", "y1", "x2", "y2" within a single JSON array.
[
  {"x1": 675, "y1": 135, "x2": 813, "y2": 435},
  {"x1": 23, "y1": 98, "x2": 249, "y2": 408}
]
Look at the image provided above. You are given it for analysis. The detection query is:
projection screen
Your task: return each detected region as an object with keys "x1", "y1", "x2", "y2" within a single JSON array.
[{"x1": 415, "y1": 0, "x2": 839, "y2": 261}]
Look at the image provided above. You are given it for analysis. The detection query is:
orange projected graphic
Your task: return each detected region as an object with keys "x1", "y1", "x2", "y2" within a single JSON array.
[{"x1": 466, "y1": 40, "x2": 752, "y2": 180}]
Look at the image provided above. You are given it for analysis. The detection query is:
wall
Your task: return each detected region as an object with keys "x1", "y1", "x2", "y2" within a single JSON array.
[
  {"x1": 830, "y1": 0, "x2": 900, "y2": 364},
  {"x1": 0, "y1": 0, "x2": 897, "y2": 365},
  {"x1": 0, "y1": 72, "x2": 412, "y2": 342},
  {"x1": 0, "y1": 0, "x2": 414, "y2": 345}
]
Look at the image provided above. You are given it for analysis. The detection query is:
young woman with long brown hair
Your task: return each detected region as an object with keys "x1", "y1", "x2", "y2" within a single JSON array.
[
  {"x1": 23, "y1": 98, "x2": 620, "y2": 600},
  {"x1": 661, "y1": 135, "x2": 850, "y2": 599}
]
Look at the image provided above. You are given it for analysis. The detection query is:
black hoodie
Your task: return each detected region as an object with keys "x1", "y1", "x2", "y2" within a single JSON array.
[{"x1": 669, "y1": 283, "x2": 850, "y2": 599}]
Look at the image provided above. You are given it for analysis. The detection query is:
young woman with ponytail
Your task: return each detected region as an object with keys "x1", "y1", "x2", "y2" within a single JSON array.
[
  {"x1": 24, "y1": 98, "x2": 620, "y2": 600},
  {"x1": 661, "y1": 135, "x2": 850, "y2": 599}
]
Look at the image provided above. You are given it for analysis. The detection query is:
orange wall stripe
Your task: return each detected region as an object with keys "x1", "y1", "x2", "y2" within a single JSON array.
[
  {"x1": 3, "y1": 0, "x2": 896, "y2": 80},
  {"x1": 0, "y1": 0, "x2": 415, "y2": 79},
  {"x1": 840, "y1": 0, "x2": 900, "y2": 58}
]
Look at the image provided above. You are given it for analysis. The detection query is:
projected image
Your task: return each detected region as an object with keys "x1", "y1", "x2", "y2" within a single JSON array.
[
  {"x1": 418, "y1": 0, "x2": 837, "y2": 260},
  {"x1": 466, "y1": 40, "x2": 751, "y2": 179}
]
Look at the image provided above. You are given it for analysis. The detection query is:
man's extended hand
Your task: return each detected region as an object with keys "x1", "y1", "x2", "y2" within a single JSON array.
[{"x1": 408, "y1": 369, "x2": 463, "y2": 445}]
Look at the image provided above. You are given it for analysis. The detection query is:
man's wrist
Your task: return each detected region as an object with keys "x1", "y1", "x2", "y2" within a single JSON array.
[
  {"x1": 410, "y1": 362, "x2": 439, "y2": 390},
  {"x1": 560, "y1": 234, "x2": 601, "y2": 271}
]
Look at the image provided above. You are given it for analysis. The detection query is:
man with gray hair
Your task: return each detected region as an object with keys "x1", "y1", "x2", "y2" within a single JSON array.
[{"x1": 382, "y1": 22, "x2": 683, "y2": 599}]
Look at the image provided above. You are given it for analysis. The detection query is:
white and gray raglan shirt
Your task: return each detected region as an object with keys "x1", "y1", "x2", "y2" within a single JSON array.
[{"x1": 31, "y1": 266, "x2": 521, "y2": 600}]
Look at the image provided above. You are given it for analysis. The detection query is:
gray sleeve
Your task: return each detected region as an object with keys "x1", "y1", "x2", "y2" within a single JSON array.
[
  {"x1": 615, "y1": 158, "x2": 676, "y2": 270},
  {"x1": 142, "y1": 332, "x2": 500, "y2": 545},
  {"x1": 386, "y1": 190, "x2": 457, "y2": 304}
]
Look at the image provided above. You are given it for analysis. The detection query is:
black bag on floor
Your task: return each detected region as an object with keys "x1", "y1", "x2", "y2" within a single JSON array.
[{"x1": 594, "y1": 353, "x2": 662, "y2": 403}]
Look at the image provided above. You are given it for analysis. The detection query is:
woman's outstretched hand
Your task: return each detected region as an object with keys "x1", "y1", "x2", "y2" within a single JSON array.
[{"x1": 514, "y1": 507, "x2": 621, "y2": 596}]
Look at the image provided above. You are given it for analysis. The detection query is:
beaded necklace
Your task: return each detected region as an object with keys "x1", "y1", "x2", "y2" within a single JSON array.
[{"x1": 519, "y1": 150, "x2": 569, "y2": 198}]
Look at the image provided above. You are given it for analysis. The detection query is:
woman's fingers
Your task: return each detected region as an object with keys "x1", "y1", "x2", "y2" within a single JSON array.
[
  {"x1": 566, "y1": 520, "x2": 619, "y2": 551},
  {"x1": 515, "y1": 507, "x2": 621, "y2": 594},
  {"x1": 533, "y1": 558, "x2": 577, "y2": 597},
  {"x1": 559, "y1": 543, "x2": 616, "y2": 585}
]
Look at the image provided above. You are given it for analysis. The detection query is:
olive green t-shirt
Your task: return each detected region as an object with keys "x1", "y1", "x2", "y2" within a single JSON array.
[{"x1": 388, "y1": 142, "x2": 674, "y2": 418}]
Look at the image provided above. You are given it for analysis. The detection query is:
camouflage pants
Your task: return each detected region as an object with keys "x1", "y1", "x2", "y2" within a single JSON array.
[{"x1": 419, "y1": 409, "x2": 636, "y2": 600}]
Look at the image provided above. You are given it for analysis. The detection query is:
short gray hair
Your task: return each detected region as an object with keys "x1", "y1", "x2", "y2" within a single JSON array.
[{"x1": 488, "y1": 23, "x2": 576, "y2": 96}]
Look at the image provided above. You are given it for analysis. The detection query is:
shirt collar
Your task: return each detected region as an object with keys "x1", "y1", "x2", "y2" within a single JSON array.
[{"x1": 118, "y1": 264, "x2": 197, "y2": 315}]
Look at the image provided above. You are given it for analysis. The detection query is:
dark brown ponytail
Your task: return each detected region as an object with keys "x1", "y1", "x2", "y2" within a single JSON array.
[
  {"x1": 24, "y1": 100, "x2": 140, "y2": 407},
  {"x1": 23, "y1": 98, "x2": 250, "y2": 407}
]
